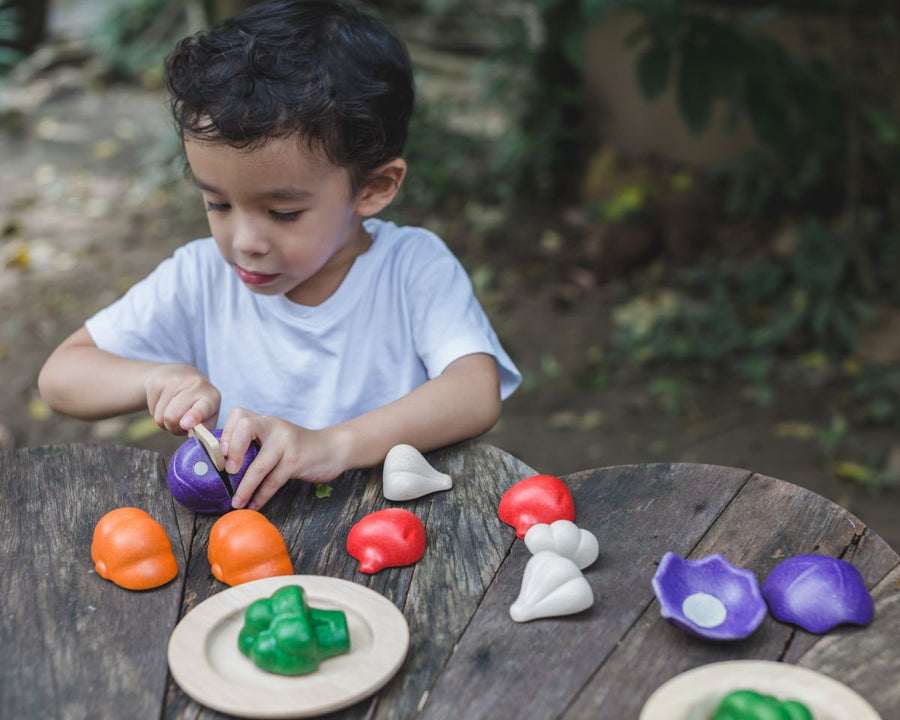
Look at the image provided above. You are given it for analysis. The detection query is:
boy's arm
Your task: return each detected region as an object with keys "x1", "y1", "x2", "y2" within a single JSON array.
[
  {"x1": 223, "y1": 352, "x2": 501, "y2": 509},
  {"x1": 38, "y1": 326, "x2": 220, "y2": 432},
  {"x1": 336, "y1": 351, "x2": 501, "y2": 467}
]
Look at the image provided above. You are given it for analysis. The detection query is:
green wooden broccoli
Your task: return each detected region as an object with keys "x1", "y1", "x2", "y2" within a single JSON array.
[
  {"x1": 711, "y1": 690, "x2": 813, "y2": 720},
  {"x1": 238, "y1": 585, "x2": 350, "y2": 675}
]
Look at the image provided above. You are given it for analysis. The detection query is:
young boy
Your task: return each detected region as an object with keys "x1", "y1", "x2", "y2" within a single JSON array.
[{"x1": 38, "y1": 0, "x2": 519, "y2": 510}]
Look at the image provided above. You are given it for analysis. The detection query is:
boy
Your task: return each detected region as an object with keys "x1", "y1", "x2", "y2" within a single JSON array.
[{"x1": 38, "y1": 0, "x2": 520, "y2": 510}]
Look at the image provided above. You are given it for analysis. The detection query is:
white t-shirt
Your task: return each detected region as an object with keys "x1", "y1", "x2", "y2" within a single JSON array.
[{"x1": 85, "y1": 218, "x2": 520, "y2": 429}]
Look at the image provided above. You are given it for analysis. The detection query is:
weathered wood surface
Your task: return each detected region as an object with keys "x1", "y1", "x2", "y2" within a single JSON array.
[
  {"x1": 422, "y1": 464, "x2": 900, "y2": 720},
  {"x1": 420, "y1": 463, "x2": 754, "y2": 719},
  {"x1": 0, "y1": 444, "x2": 185, "y2": 720},
  {"x1": 4, "y1": 446, "x2": 898, "y2": 720},
  {"x1": 158, "y1": 439, "x2": 536, "y2": 720}
]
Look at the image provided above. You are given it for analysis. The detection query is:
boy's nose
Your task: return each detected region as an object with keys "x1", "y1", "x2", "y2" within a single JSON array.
[{"x1": 231, "y1": 217, "x2": 269, "y2": 255}]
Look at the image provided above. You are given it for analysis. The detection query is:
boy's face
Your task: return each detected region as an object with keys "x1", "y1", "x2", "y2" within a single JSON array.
[{"x1": 185, "y1": 135, "x2": 368, "y2": 305}]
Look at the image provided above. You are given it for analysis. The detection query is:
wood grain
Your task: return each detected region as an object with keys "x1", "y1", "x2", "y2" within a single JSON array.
[
  {"x1": 419, "y1": 463, "x2": 752, "y2": 720},
  {"x1": 164, "y1": 440, "x2": 535, "y2": 720},
  {"x1": 0, "y1": 444, "x2": 185, "y2": 720},
  {"x1": 565, "y1": 472, "x2": 898, "y2": 718},
  {"x1": 798, "y1": 564, "x2": 900, "y2": 718},
  {"x1": 370, "y1": 442, "x2": 535, "y2": 720},
  {"x1": 6, "y1": 445, "x2": 897, "y2": 720}
]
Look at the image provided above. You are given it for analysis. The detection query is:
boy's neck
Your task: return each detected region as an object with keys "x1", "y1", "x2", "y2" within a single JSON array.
[{"x1": 285, "y1": 223, "x2": 373, "y2": 306}]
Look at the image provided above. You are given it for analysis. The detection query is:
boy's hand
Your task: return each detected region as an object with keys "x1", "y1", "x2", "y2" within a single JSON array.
[
  {"x1": 144, "y1": 363, "x2": 221, "y2": 434},
  {"x1": 221, "y1": 408, "x2": 349, "y2": 510}
]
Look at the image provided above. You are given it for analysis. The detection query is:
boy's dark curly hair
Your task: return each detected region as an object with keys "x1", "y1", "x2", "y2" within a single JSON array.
[{"x1": 165, "y1": 0, "x2": 414, "y2": 193}]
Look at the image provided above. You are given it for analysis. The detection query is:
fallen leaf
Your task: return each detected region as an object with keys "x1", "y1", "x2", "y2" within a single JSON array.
[
  {"x1": 773, "y1": 422, "x2": 816, "y2": 441},
  {"x1": 798, "y1": 351, "x2": 829, "y2": 371},
  {"x1": 842, "y1": 356, "x2": 862, "y2": 377},
  {"x1": 121, "y1": 415, "x2": 163, "y2": 442},
  {"x1": 28, "y1": 397, "x2": 51, "y2": 421},
  {"x1": 33, "y1": 163, "x2": 56, "y2": 185},
  {"x1": 834, "y1": 461, "x2": 871, "y2": 485},
  {"x1": 91, "y1": 139, "x2": 121, "y2": 161},
  {"x1": 91, "y1": 418, "x2": 127, "y2": 440},
  {"x1": 4, "y1": 241, "x2": 29, "y2": 269},
  {"x1": 314, "y1": 483, "x2": 333, "y2": 500},
  {"x1": 540, "y1": 230, "x2": 563, "y2": 253},
  {"x1": 884, "y1": 444, "x2": 900, "y2": 476},
  {"x1": 548, "y1": 411, "x2": 577, "y2": 429},
  {"x1": 576, "y1": 410, "x2": 605, "y2": 431},
  {"x1": 33, "y1": 116, "x2": 60, "y2": 139}
]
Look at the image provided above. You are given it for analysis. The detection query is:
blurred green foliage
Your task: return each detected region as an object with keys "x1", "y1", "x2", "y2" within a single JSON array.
[
  {"x1": 94, "y1": 0, "x2": 258, "y2": 84},
  {"x1": 612, "y1": 219, "x2": 877, "y2": 363},
  {"x1": 95, "y1": 0, "x2": 192, "y2": 84},
  {"x1": 0, "y1": 6, "x2": 25, "y2": 73}
]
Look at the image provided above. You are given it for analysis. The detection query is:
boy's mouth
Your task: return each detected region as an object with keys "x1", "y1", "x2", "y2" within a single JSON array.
[{"x1": 234, "y1": 266, "x2": 280, "y2": 286}]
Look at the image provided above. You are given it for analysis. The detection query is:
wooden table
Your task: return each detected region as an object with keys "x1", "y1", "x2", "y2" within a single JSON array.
[{"x1": 2, "y1": 442, "x2": 899, "y2": 719}]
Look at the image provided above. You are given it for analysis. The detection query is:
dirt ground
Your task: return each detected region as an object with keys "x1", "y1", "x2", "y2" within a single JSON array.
[{"x1": 1, "y1": 31, "x2": 898, "y2": 549}]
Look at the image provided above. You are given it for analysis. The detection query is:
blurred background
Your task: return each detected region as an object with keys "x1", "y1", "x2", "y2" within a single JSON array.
[{"x1": 1, "y1": 0, "x2": 898, "y2": 545}]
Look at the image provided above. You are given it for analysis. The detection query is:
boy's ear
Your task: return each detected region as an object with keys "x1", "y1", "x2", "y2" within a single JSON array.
[{"x1": 354, "y1": 158, "x2": 407, "y2": 216}]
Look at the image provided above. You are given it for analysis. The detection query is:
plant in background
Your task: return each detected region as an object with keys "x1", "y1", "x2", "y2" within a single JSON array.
[
  {"x1": 0, "y1": 5, "x2": 24, "y2": 74},
  {"x1": 609, "y1": 219, "x2": 875, "y2": 394},
  {"x1": 398, "y1": 94, "x2": 501, "y2": 211},
  {"x1": 95, "y1": 0, "x2": 195, "y2": 84},
  {"x1": 853, "y1": 363, "x2": 900, "y2": 428}
]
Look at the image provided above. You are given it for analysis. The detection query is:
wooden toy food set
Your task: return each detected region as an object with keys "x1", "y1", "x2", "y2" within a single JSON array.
[{"x1": 88, "y1": 430, "x2": 881, "y2": 719}]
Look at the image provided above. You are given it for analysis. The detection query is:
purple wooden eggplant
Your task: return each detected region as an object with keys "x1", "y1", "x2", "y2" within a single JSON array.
[
  {"x1": 651, "y1": 552, "x2": 767, "y2": 641},
  {"x1": 167, "y1": 429, "x2": 257, "y2": 514},
  {"x1": 762, "y1": 554, "x2": 873, "y2": 633}
]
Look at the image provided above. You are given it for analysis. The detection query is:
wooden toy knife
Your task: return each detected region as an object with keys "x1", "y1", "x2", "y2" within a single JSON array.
[
  {"x1": 188, "y1": 424, "x2": 226, "y2": 471},
  {"x1": 188, "y1": 424, "x2": 236, "y2": 497}
]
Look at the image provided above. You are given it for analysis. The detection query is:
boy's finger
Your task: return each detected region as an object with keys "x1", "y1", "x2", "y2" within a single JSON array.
[
  {"x1": 179, "y1": 397, "x2": 218, "y2": 431},
  {"x1": 220, "y1": 406, "x2": 252, "y2": 458},
  {"x1": 231, "y1": 448, "x2": 277, "y2": 509},
  {"x1": 160, "y1": 391, "x2": 199, "y2": 434}
]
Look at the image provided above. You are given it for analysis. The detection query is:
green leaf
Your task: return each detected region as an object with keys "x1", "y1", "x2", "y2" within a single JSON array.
[
  {"x1": 580, "y1": 0, "x2": 616, "y2": 19},
  {"x1": 313, "y1": 483, "x2": 333, "y2": 500},
  {"x1": 562, "y1": 26, "x2": 585, "y2": 70},
  {"x1": 121, "y1": 415, "x2": 163, "y2": 442},
  {"x1": 676, "y1": 43, "x2": 713, "y2": 134},
  {"x1": 636, "y1": 43, "x2": 670, "y2": 100},
  {"x1": 0, "y1": 48, "x2": 23, "y2": 68}
]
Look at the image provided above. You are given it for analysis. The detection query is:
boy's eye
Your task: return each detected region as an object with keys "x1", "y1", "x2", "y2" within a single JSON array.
[
  {"x1": 205, "y1": 201, "x2": 230, "y2": 212},
  {"x1": 269, "y1": 210, "x2": 303, "y2": 222}
]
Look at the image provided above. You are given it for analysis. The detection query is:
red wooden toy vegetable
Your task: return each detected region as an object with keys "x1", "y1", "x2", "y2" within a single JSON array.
[
  {"x1": 346, "y1": 508, "x2": 426, "y2": 574},
  {"x1": 91, "y1": 507, "x2": 178, "y2": 590},
  {"x1": 207, "y1": 509, "x2": 294, "y2": 586},
  {"x1": 498, "y1": 474, "x2": 575, "y2": 538}
]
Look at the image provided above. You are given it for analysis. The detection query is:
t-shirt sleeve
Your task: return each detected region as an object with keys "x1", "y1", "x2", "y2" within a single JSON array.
[
  {"x1": 405, "y1": 239, "x2": 521, "y2": 400},
  {"x1": 84, "y1": 241, "x2": 207, "y2": 370}
]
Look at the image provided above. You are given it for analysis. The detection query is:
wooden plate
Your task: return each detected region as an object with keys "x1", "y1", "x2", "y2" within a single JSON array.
[
  {"x1": 640, "y1": 660, "x2": 881, "y2": 720},
  {"x1": 168, "y1": 575, "x2": 409, "y2": 718}
]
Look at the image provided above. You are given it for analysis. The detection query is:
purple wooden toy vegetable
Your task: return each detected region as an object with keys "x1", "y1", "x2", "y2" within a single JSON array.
[
  {"x1": 652, "y1": 552, "x2": 767, "y2": 641},
  {"x1": 167, "y1": 429, "x2": 258, "y2": 514},
  {"x1": 762, "y1": 554, "x2": 874, "y2": 634}
]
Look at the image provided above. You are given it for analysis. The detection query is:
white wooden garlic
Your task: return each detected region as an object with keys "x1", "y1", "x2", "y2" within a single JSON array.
[
  {"x1": 524, "y1": 520, "x2": 599, "y2": 570},
  {"x1": 382, "y1": 444, "x2": 453, "y2": 501},
  {"x1": 509, "y1": 551, "x2": 594, "y2": 622}
]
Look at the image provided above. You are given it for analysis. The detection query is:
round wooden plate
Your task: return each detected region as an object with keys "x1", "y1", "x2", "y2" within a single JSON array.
[
  {"x1": 168, "y1": 575, "x2": 409, "y2": 718},
  {"x1": 640, "y1": 660, "x2": 881, "y2": 720}
]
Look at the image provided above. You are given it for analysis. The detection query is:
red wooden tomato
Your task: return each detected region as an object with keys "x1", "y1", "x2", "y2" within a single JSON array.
[
  {"x1": 498, "y1": 474, "x2": 575, "y2": 538},
  {"x1": 346, "y1": 508, "x2": 426, "y2": 574}
]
